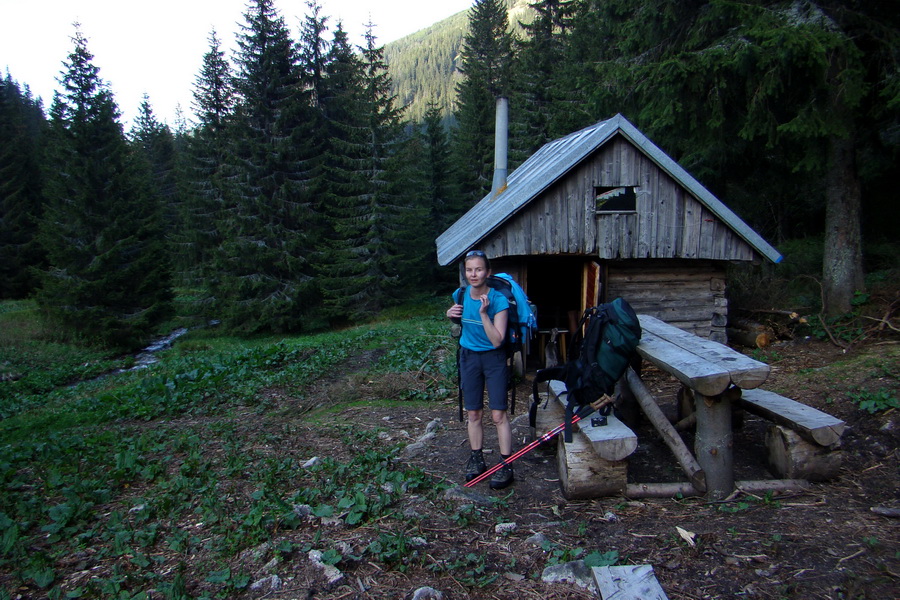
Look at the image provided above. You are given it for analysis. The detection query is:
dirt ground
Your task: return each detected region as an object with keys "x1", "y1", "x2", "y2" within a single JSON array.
[
  {"x1": 252, "y1": 336, "x2": 899, "y2": 600},
  {"x1": 26, "y1": 336, "x2": 896, "y2": 600}
]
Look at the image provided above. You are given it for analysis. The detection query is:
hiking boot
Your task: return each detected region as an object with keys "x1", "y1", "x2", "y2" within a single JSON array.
[
  {"x1": 465, "y1": 452, "x2": 486, "y2": 482},
  {"x1": 489, "y1": 461, "x2": 514, "y2": 490}
]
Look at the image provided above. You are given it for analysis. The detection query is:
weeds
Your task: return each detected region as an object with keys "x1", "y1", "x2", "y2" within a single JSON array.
[
  {"x1": 0, "y1": 302, "x2": 458, "y2": 598},
  {"x1": 848, "y1": 388, "x2": 898, "y2": 413}
]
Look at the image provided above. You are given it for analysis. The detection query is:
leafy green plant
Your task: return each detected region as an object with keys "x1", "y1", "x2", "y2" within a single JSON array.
[
  {"x1": 430, "y1": 552, "x2": 498, "y2": 587},
  {"x1": 848, "y1": 388, "x2": 898, "y2": 414},
  {"x1": 584, "y1": 550, "x2": 619, "y2": 568},
  {"x1": 366, "y1": 529, "x2": 422, "y2": 571}
]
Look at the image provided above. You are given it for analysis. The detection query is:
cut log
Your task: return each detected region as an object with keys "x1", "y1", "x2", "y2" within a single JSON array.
[
  {"x1": 765, "y1": 424, "x2": 843, "y2": 481},
  {"x1": 625, "y1": 369, "x2": 706, "y2": 492},
  {"x1": 530, "y1": 390, "x2": 567, "y2": 445},
  {"x1": 739, "y1": 388, "x2": 846, "y2": 447},
  {"x1": 557, "y1": 430, "x2": 627, "y2": 499},
  {"x1": 593, "y1": 565, "x2": 669, "y2": 600},
  {"x1": 729, "y1": 317, "x2": 776, "y2": 333},
  {"x1": 548, "y1": 380, "x2": 638, "y2": 461},
  {"x1": 727, "y1": 326, "x2": 774, "y2": 349}
]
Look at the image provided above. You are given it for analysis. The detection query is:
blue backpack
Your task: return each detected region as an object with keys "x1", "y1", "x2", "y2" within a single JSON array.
[{"x1": 452, "y1": 273, "x2": 537, "y2": 418}]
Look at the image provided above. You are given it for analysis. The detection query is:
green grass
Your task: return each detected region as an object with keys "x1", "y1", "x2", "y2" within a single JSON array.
[{"x1": 0, "y1": 298, "x2": 458, "y2": 599}]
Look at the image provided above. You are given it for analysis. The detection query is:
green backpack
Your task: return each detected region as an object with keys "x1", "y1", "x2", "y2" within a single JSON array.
[{"x1": 530, "y1": 298, "x2": 642, "y2": 441}]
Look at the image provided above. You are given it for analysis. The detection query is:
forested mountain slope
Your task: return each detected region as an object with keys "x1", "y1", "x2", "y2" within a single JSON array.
[{"x1": 385, "y1": 0, "x2": 534, "y2": 123}]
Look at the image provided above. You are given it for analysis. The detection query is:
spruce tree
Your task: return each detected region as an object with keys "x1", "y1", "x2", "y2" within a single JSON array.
[
  {"x1": 419, "y1": 101, "x2": 461, "y2": 286},
  {"x1": 578, "y1": 0, "x2": 897, "y2": 315},
  {"x1": 214, "y1": 0, "x2": 317, "y2": 332},
  {"x1": 130, "y1": 95, "x2": 178, "y2": 247},
  {"x1": 315, "y1": 24, "x2": 412, "y2": 323},
  {"x1": 181, "y1": 29, "x2": 234, "y2": 292},
  {"x1": 314, "y1": 20, "x2": 370, "y2": 323},
  {"x1": 38, "y1": 29, "x2": 172, "y2": 349},
  {"x1": 358, "y1": 26, "x2": 424, "y2": 306},
  {"x1": 0, "y1": 74, "x2": 45, "y2": 298},
  {"x1": 509, "y1": 0, "x2": 579, "y2": 161},
  {"x1": 451, "y1": 0, "x2": 515, "y2": 206}
]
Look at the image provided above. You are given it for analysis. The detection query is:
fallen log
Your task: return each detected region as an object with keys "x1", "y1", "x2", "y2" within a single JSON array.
[
  {"x1": 727, "y1": 326, "x2": 774, "y2": 349},
  {"x1": 625, "y1": 368, "x2": 706, "y2": 493},
  {"x1": 625, "y1": 479, "x2": 811, "y2": 499}
]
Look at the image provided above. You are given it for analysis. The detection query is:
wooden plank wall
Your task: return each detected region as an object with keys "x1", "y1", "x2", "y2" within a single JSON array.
[
  {"x1": 481, "y1": 135, "x2": 758, "y2": 263},
  {"x1": 606, "y1": 260, "x2": 728, "y2": 342}
]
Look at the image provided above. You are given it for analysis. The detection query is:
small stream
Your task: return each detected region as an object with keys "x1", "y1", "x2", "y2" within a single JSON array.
[{"x1": 127, "y1": 327, "x2": 190, "y2": 371}]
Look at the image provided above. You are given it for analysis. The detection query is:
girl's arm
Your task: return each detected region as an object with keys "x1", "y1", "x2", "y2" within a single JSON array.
[{"x1": 480, "y1": 301, "x2": 508, "y2": 348}]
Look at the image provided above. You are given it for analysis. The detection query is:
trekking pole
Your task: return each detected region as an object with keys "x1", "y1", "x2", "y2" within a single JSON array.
[{"x1": 464, "y1": 403, "x2": 598, "y2": 488}]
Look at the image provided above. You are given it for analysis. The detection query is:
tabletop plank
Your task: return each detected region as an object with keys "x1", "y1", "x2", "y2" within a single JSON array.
[
  {"x1": 636, "y1": 331, "x2": 732, "y2": 396},
  {"x1": 638, "y1": 315, "x2": 770, "y2": 390}
]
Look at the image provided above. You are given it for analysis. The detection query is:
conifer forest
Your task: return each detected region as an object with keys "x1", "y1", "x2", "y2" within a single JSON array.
[{"x1": 1, "y1": 0, "x2": 898, "y2": 350}]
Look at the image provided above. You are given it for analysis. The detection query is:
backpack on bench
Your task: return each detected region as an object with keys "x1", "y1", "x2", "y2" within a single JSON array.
[{"x1": 530, "y1": 297, "x2": 642, "y2": 442}]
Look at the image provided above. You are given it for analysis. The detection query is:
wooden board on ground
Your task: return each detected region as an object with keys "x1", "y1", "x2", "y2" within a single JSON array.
[
  {"x1": 548, "y1": 380, "x2": 638, "y2": 461},
  {"x1": 593, "y1": 564, "x2": 669, "y2": 600},
  {"x1": 739, "y1": 388, "x2": 846, "y2": 447},
  {"x1": 638, "y1": 314, "x2": 770, "y2": 391}
]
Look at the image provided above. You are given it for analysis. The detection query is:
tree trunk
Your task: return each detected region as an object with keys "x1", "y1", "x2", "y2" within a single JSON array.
[{"x1": 822, "y1": 130, "x2": 864, "y2": 317}]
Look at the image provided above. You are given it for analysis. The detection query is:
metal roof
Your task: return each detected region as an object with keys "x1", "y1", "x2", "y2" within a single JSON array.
[{"x1": 436, "y1": 113, "x2": 783, "y2": 266}]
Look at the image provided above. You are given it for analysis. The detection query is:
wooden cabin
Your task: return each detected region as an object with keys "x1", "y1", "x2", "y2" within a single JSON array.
[{"x1": 436, "y1": 114, "x2": 781, "y2": 350}]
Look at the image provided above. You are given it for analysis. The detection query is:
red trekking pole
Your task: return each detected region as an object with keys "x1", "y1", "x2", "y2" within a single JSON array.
[{"x1": 464, "y1": 398, "x2": 610, "y2": 488}]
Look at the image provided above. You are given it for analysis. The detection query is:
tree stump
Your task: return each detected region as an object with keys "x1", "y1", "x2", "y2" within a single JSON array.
[
  {"x1": 557, "y1": 432, "x2": 627, "y2": 500},
  {"x1": 765, "y1": 424, "x2": 842, "y2": 481}
]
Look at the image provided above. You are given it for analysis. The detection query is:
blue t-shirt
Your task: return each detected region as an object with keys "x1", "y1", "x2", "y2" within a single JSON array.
[{"x1": 457, "y1": 286, "x2": 510, "y2": 352}]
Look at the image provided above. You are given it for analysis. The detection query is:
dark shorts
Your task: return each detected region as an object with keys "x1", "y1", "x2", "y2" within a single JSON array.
[{"x1": 459, "y1": 347, "x2": 509, "y2": 412}]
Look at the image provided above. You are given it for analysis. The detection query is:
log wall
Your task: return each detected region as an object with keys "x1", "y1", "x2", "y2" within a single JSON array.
[{"x1": 606, "y1": 259, "x2": 728, "y2": 341}]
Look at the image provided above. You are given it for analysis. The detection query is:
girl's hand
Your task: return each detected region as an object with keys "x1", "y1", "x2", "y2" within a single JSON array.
[
  {"x1": 447, "y1": 304, "x2": 463, "y2": 319},
  {"x1": 478, "y1": 294, "x2": 490, "y2": 314}
]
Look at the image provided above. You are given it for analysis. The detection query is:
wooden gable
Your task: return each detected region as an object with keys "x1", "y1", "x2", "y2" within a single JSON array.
[{"x1": 479, "y1": 134, "x2": 757, "y2": 262}]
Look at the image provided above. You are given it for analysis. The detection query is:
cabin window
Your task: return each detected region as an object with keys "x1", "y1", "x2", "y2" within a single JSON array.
[{"x1": 595, "y1": 186, "x2": 636, "y2": 213}]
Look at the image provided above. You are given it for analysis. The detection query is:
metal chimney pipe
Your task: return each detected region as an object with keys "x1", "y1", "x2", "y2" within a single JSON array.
[{"x1": 491, "y1": 96, "x2": 509, "y2": 195}]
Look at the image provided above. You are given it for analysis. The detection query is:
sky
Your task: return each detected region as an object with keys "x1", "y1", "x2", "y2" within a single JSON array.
[{"x1": 0, "y1": 0, "x2": 474, "y2": 128}]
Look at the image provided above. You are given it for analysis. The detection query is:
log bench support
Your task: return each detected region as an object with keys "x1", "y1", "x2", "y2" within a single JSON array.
[
  {"x1": 738, "y1": 388, "x2": 846, "y2": 481},
  {"x1": 533, "y1": 380, "x2": 638, "y2": 499}
]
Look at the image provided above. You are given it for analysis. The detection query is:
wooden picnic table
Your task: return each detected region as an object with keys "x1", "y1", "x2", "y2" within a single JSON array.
[{"x1": 631, "y1": 314, "x2": 771, "y2": 499}]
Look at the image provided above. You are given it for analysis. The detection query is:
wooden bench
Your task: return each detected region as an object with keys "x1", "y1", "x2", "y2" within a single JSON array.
[
  {"x1": 739, "y1": 388, "x2": 846, "y2": 447},
  {"x1": 533, "y1": 380, "x2": 638, "y2": 499},
  {"x1": 739, "y1": 388, "x2": 846, "y2": 480}
]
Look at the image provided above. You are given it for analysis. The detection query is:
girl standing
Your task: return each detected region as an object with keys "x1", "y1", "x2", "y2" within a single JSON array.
[{"x1": 446, "y1": 250, "x2": 514, "y2": 489}]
